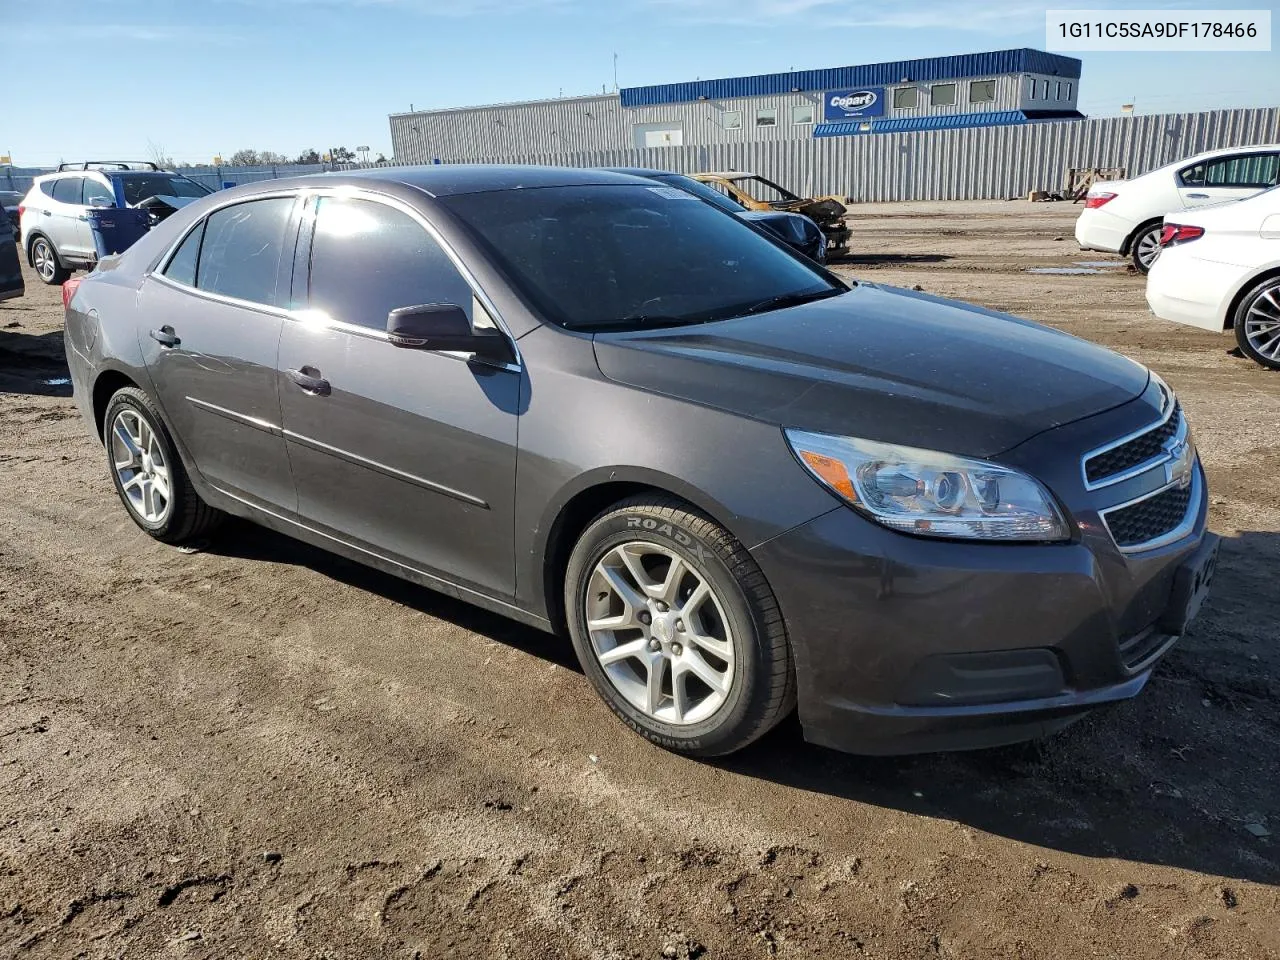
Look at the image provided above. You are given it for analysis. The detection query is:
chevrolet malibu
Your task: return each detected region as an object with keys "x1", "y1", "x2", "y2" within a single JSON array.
[{"x1": 63, "y1": 167, "x2": 1219, "y2": 756}]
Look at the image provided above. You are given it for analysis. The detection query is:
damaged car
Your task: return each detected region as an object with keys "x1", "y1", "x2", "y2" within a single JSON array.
[
  {"x1": 692, "y1": 171, "x2": 851, "y2": 257},
  {"x1": 19, "y1": 162, "x2": 211, "y2": 284}
]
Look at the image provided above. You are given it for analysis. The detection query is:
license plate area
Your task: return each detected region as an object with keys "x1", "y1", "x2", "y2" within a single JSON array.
[{"x1": 1157, "y1": 533, "x2": 1221, "y2": 636}]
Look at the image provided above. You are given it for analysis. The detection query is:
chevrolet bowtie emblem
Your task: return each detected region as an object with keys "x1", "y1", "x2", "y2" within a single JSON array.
[{"x1": 1165, "y1": 438, "x2": 1194, "y2": 489}]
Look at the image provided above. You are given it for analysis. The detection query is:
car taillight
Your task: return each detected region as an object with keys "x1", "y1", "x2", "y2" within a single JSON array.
[
  {"x1": 1084, "y1": 192, "x2": 1117, "y2": 209},
  {"x1": 1159, "y1": 223, "x2": 1205, "y2": 246},
  {"x1": 62, "y1": 278, "x2": 82, "y2": 310},
  {"x1": 16, "y1": 205, "x2": 24, "y2": 217}
]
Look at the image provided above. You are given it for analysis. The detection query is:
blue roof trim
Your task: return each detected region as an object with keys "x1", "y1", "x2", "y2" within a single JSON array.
[
  {"x1": 620, "y1": 48, "x2": 1081, "y2": 108},
  {"x1": 813, "y1": 109, "x2": 1085, "y2": 136}
]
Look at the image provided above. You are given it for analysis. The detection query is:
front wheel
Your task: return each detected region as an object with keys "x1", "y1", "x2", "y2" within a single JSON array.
[
  {"x1": 103, "y1": 386, "x2": 224, "y2": 543},
  {"x1": 1130, "y1": 223, "x2": 1162, "y2": 273},
  {"x1": 564, "y1": 495, "x2": 795, "y2": 756},
  {"x1": 1234, "y1": 275, "x2": 1280, "y2": 371},
  {"x1": 30, "y1": 237, "x2": 69, "y2": 285}
]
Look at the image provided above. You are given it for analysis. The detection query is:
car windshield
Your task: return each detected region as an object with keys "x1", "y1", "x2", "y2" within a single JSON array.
[
  {"x1": 118, "y1": 175, "x2": 211, "y2": 205},
  {"x1": 441, "y1": 185, "x2": 842, "y2": 332},
  {"x1": 653, "y1": 174, "x2": 746, "y2": 214}
]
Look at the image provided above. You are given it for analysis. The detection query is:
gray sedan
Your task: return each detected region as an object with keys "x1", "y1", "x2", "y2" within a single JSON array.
[{"x1": 62, "y1": 166, "x2": 1218, "y2": 756}]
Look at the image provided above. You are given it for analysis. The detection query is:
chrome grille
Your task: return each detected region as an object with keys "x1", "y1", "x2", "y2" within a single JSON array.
[{"x1": 1084, "y1": 403, "x2": 1182, "y2": 487}]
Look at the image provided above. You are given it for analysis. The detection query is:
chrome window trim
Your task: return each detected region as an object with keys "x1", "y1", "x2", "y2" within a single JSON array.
[
  {"x1": 151, "y1": 188, "x2": 304, "y2": 280},
  {"x1": 1080, "y1": 398, "x2": 1183, "y2": 491},
  {"x1": 1099, "y1": 465, "x2": 1202, "y2": 555},
  {"x1": 150, "y1": 270, "x2": 292, "y2": 319}
]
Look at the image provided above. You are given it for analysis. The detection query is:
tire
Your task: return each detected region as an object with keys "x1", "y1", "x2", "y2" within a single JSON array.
[
  {"x1": 1130, "y1": 222, "x2": 1162, "y2": 274},
  {"x1": 1233, "y1": 275, "x2": 1280, "y2": 371},
  {"x1": 103, "y1": 386, "x2": 224, "y2": 544},
  {"x1": 564, "y1": 494, "x2": 795, "y2": 756},
  {"x1": 30, "y1": 236, "x2": 69, "y2": 285}
]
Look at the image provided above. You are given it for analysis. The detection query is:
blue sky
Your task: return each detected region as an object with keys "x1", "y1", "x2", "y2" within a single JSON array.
[{"x1": 7, "y1": 0, "x2": 1278, "y2": 166}]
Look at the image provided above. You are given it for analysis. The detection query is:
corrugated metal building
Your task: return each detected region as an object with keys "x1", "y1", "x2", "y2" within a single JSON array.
[{"x1": 389, "y1": 48, "x2": 1084, "y2": 163}]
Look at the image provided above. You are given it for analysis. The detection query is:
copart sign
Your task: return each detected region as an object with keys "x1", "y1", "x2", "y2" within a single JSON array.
[{"x1": 823, "y1": 87, "x2": 885, "y2": 121}]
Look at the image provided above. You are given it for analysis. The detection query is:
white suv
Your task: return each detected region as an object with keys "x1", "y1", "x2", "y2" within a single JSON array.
[
  {"x1": 1075, "y1": 144, "x2": 1280, "y2": 273},
  {"x1": 19, "y1": 162, "x2": 211, "y2": 284}
]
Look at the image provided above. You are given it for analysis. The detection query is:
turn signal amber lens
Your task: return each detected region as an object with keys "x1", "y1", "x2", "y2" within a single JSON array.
[{"x1": 798, "y1": 450, "x2": 857, "y2": 502}]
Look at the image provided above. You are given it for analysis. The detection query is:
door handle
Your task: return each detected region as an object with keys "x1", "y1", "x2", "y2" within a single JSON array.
[
  {"x1": 286, "y1": 366, "x2": 330, "y2": 396},
  {"x1": 149, "y1": 326, "x2": 180, "y2": 347},
  {"x1": 1187, "y1": 192, "x2": 1209, "y2": 199}
]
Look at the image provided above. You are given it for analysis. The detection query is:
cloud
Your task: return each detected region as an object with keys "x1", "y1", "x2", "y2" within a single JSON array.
[{"x1": 11, "y1": 23, "x2": 247, "y2": 44}]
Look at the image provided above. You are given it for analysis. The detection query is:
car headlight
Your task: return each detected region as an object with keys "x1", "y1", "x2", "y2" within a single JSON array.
[{"x1": 785, "y1": 429, "x2": 1070, "y2": 542}]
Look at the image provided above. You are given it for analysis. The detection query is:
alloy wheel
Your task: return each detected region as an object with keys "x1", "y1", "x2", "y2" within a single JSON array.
[
  {"x1": 585, "y1": 542, "x2": 735, "y2": 726},
  {"x1": 1136, "y1": 229, "x2": 1162, "y2": 270},
  {"x1": 110, "y1": 409, "x2": 173, "y2": 524},
  {"x1": 33, "y1": 240, "x2": 56, "y2": 283},
  {"x1": 1243, "y1": 283, "x2": 1280, "y2": 364}
]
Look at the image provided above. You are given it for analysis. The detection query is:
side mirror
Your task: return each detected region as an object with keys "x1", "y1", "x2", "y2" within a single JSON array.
[{"x1": 386, "y1": 303, "x2": 511, "y2": 364}]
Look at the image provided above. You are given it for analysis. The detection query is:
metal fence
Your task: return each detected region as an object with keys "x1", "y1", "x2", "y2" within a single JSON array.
[{"x1": 3, "y1": 106, "x2": 1277, "y2": 204}]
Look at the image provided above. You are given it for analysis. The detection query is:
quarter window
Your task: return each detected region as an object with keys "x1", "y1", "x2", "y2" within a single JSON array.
[
  {"x1": 792, "y1": 104, "x2": 814, "y2": 125},
  {"x1": 308, "y1": 196, "x2": 476, "y2": 331},
  {"x1": 755, "y1": 108, "x2": 777, "y2": 127},
  {"x1": 163, "y1": 222, "x2": 205, "y2": 287},
  {"x1": 1179, "y1": 153, "x2": 1280, "y2": 189},
  {"x1": 930, "y1": 83, "x2": 956, "y2": 107},
  {"x1": 721, "y1": 110, "x2": 742, "y2": 130},
  {"x1": 52, "y1": 178, "x2": 82, "y2": 204},
  {"x1": 195, "y1": 197, "x2": 294, "y2": 307},
  {"x1": 893, "y1": 87, "x2": 917, "y2": 109},
  {"x1": 969, "y1": 80, "x2": 996, "y2": 103}
]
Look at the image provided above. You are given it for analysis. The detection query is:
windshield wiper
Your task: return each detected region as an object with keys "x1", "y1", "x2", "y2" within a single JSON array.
[
  {"x1": 574, "y1": 314, "x2": 702, "y2": 332},
  {"x1": 739, "y1": 288, "x2": 844, "y2": 318}
]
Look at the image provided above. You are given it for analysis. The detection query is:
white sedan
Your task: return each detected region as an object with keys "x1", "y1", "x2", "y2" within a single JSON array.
[
  {"x1": 1076, "y1": 144, "x2": 1280, "y2": 273},
  {"x1": 1145, "y1": 185, "x2": 1280, "y2": 369}
]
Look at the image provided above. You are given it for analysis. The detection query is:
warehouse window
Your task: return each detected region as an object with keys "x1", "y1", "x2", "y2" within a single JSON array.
[
  {"x1": 893, "y1": 87, "x2": 917, "y2": 109},
  {"x1": 1027, "y1": 77, "x2": 1038, "y2": 100},
  {"x1": 755, "y1": 108, "x2": 777, "y2": 127},
  {"x1": 930, "y1": 83, "x2": 956, "y2": 107},
  {"x1": 969, "y1": 80, "x2": 996, "y2": 103},
  {"x1": 1041, "y1": 80, "x2": 1051, "y2": 99},
  {"x1": 792, "y1": 104, "x2": 814, "y2": 125},
  {"x1": 722, "y1": 110, "x2": 742, "y2": 130},
  {"x1": 1064, "y1": 82, "x2": 1073, "y2": 100}
]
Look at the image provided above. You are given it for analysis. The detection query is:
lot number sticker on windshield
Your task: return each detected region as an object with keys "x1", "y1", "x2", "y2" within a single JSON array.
[{"x1": 646, "y1": 186, "x2": 697, "y2": 200}]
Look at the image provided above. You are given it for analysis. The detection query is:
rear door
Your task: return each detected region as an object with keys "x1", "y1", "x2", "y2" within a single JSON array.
[
  {"x1": 1177, "y1": 151, "x2": 1280, "y2": 209},
  {"x1": 47, "y1": 177, "x2": 93, "y2": 260},
  {"x1": 139, "y1": 195, "x2": 301, "y2": 512},
  {"x1": 277, "y1": 192, "x2": 521, "y2": 597}
]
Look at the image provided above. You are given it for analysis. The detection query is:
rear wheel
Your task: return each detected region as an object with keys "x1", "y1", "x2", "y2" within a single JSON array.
[
  {"x1": 1234, "y1": 275, "x2": 1280, "y2": 371},
  {"x1": 104, "y1": 387, "x2": 224, "y2": 543},
  {"x1": 1130, "y1": 222, "x2": 1162, "y2": 273},
  {"x1": 30, "y1": 236, "x2": 69, "y2": 285},
  {"x1": 564, "y1": 495, "x2": 795, "y2": 756}
]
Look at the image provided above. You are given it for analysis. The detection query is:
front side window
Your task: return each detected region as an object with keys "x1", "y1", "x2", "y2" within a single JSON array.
[
  {"x1": 308, "y1": 196, "x2": 475, "y2": 331},
  {"x1": 893, "y1": 87, "x2": 918, "y2": 109},
  {"x1": 440, "y1": 184, "x2": 841, "y2": 332},
  {"x1": 756, "y1": 108, "x2": 777, "y2": 127},
  {"x1": 930, "y1": 83, "x2": 956, "y2": 107},
  {"x1": 792, "y1": 104, "x2": 814, "y2": 125},
  {"x1": 1181, "y1": 153, "x2": 1280, "y2": 189},
  {"x1": 195, "y1": 197, "x2": 294, "y2": 307},
  {"x1": 722, "y1": 110, "x2": 742, "y2": 130},
  {"x1": 969, "y1": 80, "x2": 996, "y2": 103},
  {"x1": 120, "y1": 175, "x2": 211, "y2": 206},
  {"x1": 51, "y1": 178, "x2": 82, "y2": 204},
  {"x1": 83, "y1": 179, "x2": 115, "y2": 206},
  {"x1": 163, "y1": 221, "x2": 205, "y2": 287}
]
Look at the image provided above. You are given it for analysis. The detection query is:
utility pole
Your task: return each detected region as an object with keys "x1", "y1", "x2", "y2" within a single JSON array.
[{"x1": 613, "y1": 53, "x2": 618, "y2": 92}]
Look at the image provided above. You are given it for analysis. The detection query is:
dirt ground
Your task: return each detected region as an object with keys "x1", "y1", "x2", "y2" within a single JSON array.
[{"x1": 1, "y1": 199, "x2": 1277, "y2": 959}]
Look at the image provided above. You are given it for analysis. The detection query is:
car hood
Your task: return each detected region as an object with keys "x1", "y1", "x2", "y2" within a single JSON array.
[{"x1": 592, "y1": 283, "x2": 1149, "y2": 458}]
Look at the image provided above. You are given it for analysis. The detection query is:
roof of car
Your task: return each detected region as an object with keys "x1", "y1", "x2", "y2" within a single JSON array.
[{"x1": 342, "y1": 164, "x2": 649, "y2": 197}]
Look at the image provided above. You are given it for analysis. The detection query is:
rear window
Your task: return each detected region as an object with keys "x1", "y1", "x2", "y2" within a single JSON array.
[
  {"x1": 119, "y1": 175, "x2": 210, "y2": 205},
  {"x1": 194, "y1": 198, "x2": 293, "y2": 307}
]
